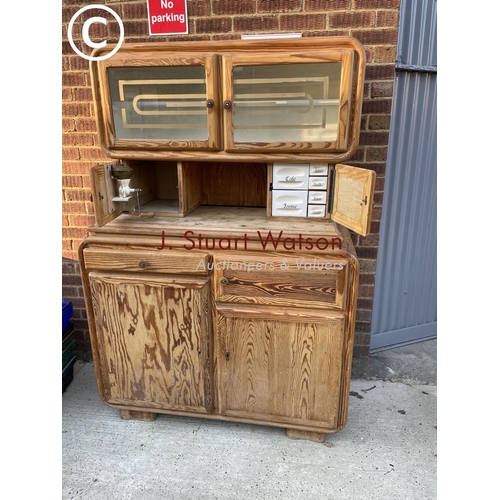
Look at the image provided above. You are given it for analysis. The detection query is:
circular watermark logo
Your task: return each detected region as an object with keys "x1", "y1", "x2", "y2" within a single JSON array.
[{"x1": 67, "y1": 4, "x2": 124, "y2": 61}]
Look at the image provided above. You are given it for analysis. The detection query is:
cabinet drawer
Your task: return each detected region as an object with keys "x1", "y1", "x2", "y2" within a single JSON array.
[
  {"x1": 309, "y1": 164, "x2": 329, "y2": 176},
  {"x1": 83, "y1": 248, "x2": 211, "y2": 275},
  {"x1": 308, "y1": 205, "x2": 326, "y2": 217},
  {"x1": 271, "y1": 190, "x2": 308, "y2": 217},
  {"x1": 213, "y1": 253, "x2": 348, "y2": 310},
  {"x1": 272, "y1": 164, "x2": 309, "y2": 190},
  {"x1": 308, "y1": 191, "x2": 327, "y2": 204},
  {"x1": 308, "y1": 177, "x2": 328, "y2": 190}
]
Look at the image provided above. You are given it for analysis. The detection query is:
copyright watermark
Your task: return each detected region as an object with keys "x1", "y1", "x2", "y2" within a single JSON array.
[{"x1": 67, "y1": 4, "x2": 124, "y2": 61}]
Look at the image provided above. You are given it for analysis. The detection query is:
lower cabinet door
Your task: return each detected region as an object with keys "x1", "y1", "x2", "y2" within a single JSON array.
[
  {"x1": 216, "y1": 307, "x2": 345, "y2": 429},
  {"x1": 88, "y1": 272, "x2": 212, "y2": 413}
]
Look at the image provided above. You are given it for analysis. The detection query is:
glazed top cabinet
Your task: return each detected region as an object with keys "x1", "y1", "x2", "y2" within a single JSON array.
[
  {"x1": 81, "y1": 36, "x2": 374, "y2": 442},
  {"x1": 90, "y1": 36, "x2": 365, "y2": 163}
]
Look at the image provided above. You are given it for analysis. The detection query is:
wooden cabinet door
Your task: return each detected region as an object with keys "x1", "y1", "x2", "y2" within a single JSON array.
[
  {"x1": 96, "y1": 54, "x2": 221, "y2": 153},
  {"x1": 331, "y1": 164, "x2": 376, "y2": 237},
  {"x1": 89, "y1": 272, "x2": 213, "y2": 413},
  {"x1": 89, "y1": 163, "x2": 120, "y2": 227},
  {"x1": 216, "y1": 307, "x2": 345, "y2": 429},
  {"x1": 222, "y1": 50, "x2": 354, "y2": 153}
]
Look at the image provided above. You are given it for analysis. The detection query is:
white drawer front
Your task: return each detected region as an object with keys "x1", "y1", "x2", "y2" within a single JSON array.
[
  {"x1": 308, "y1": 205, "x2": 326, "y2": 217},
  {"x1": 273, "y1": 164, "x2": 310, "y2": 190},
  {"x1": 272, "y1": 190, "x2": 308, "y2": 217},
  {"x1": 308, "y1": 177, "x2": 328, "y2": 190},
  {"x1": 308, "y1": 191, "x2": 327, "y2": 204},
  {"x1": 309, "y1": 164, "x2": 329, "y2": 176}
]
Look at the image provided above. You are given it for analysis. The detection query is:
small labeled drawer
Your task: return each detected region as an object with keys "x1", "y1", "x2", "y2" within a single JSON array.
[
  {"x1": 308, "y1": 205, "x2": 326, "y2": 217},
  {"x1": 83, "y1": 248, "x2": 211, "y2": 275},
  {"x1": 308, "y1": 191, "x2": 327, "y2": 204},
  {"x1": 309, "y1": 164, "x2": 329, "y2": 176},
  {"x1": 272, "y1": 190, "x2": 308, "y2": 217},
  {"x1": 273, "y1": 164, "x2": 309, "y2": 190},
  {"x1": 308, "y1": 177, "x2": 328, "y2": 190},
  {"x1": 213, "y1": 253, "x2": 349, "y2": 310}
]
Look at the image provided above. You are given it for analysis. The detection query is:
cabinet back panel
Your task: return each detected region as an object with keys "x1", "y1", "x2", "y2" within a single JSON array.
[
  {"x1": 154, "y1": 161, "x2": 179, "y2": 200},
  {"x1": 200, "y1": 162, "x2": 267, "y2": 207}
]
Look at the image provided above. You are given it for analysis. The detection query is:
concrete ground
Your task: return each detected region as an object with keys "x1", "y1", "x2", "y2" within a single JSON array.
[{"x1": 62, "y1": 340, "x2": 437, "y2": 499}]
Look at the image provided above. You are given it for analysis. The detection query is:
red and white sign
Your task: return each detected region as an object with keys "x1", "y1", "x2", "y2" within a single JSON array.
[{"x1": 147, "y1": 0, "x2": 188, "y2": 35}]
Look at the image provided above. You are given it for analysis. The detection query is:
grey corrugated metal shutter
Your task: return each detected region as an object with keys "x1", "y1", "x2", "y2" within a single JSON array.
[{"x1": 370, "y1": 0, "x2": 437, "y2": 352}]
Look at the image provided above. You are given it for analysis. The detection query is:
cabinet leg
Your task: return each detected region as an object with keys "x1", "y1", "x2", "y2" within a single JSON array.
[
  {"x1": 120, "y1": 410, "x2": 157, "y2": 422},
  {"x1": 286, "y1": 429, "x2": 326, "y2": 443}
]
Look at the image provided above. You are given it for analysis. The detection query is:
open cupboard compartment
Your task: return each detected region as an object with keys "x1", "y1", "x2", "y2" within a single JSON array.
[{"x1": 91, "y1": 160, "x2": 375, "y2": 236}]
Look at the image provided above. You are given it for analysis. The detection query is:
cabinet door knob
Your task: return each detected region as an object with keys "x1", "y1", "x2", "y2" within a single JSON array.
[
  {"x1": 220, "y1": 277, "x2": 228, "y2": 285},
  {"x1": 138, "y1": 261, "x2": 146, "y2": 268},
  {"x1": 224, "y1": 100, "x2": 232, "y2": 109},
  {"x1": 206, "y1": 99, "x2": 214, "y2": 108}
]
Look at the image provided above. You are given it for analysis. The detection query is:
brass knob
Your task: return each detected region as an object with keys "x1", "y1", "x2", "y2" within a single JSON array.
[
  {"x1": 206, "y1": 99, "x2": 214, "y2": 108},
  {"x1": 139, "y1": 261, "x2": 146, "y2": 268},
  {"x1": 220, "y1": 277, "x2": 228, "y2": 285},
  {"x1": 224, "y1": 100, "x2": 232, "y2": 109}
]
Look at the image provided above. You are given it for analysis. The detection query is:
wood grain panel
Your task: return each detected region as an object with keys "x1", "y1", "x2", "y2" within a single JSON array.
[
  {"x1": 201, "y1": 162, "x2": 267, "y2": 207},
  {"x1": 153, "y1": 161, "x2": 179, "y2": 200},
  {"x1": 84, "y1": 248, "x2": 211, "y2": 275},
  {"x1": 89, "y1": 163, "x2": 120, "y2": 227},
  {"x1": 89, "y1": 272, "x2": 212, "y2": 412},
  {"x1": 337, "y1": 50, "x2": 354, "y2": 151},
  {"x1": 332, "y1": 164, "x2": 375, "y2": 237},
  {"x1": 214, "y1": 253, "x2": 348, "y2": 309},
  {"x1": 178, "y1": 161, "x2": 203, "y2": 215},
  {"x1": 217, "y1": 311, "x2": 344, "y2": 428}
]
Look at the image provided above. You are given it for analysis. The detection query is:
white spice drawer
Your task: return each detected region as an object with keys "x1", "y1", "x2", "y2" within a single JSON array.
[
  {"x1": 308, "y1": 191, "x2": 327, "y2": 204},
  {"x1": 308, "y1": 177, "x2": 328, "y2": 190},
  {"x1": 271, "y1": 190, "x2": 308, "y2": 217},
  {"x1": 309, "y1": 164, "x2": 329, "y2": 176},
  {"x1": 272, "y1": 164, "x2": 310, "y2": 190},
  {"x1": 308, "y1": 205, "x2": 326, "y2": 217}
]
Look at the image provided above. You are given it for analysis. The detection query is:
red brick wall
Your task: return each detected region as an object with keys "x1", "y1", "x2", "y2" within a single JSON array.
[{"x1": 62, "y1": 0, "x2": 400, "y2": 359}]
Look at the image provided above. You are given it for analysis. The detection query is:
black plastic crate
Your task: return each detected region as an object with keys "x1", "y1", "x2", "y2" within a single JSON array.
[{"x1": 62, "y1": 356, "x2": 76, "y2": 393}]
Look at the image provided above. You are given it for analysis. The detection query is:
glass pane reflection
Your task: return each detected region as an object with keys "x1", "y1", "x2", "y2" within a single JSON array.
[{"x1": 232, "y1": 63, "x2": 342, "y2": 144}]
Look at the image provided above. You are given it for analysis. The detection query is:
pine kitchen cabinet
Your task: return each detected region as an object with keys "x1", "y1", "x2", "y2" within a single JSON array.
[{"x1": 79, "y1": 36, "x2": 374, "y2": 442}]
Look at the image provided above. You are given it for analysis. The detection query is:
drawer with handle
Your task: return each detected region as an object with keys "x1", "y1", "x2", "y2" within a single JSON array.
[
  {"x1": 271, "y1": 190, "x2": 308, "y2": 217},
  {"x1": 308, "y1": 205, "x2": 326, "y2": 217},
  {"x1": 213, "y1": 253, "x2": 349, "y2": 310},
  {"x1": 308, "y1": 191, "x2": 328, "y2": 204},
  {"x1": 272, "y1": 164, "x2": 310, "y2": 190},
  {"x1": 83, "y1": 248, "x2": 211, "y2": 275},
  {"x1": 308, "y1": 177, "x2": 328, "y2": 190},
  {"x1": 309, "y1": 164, "x2": 329, "y2": 176}
]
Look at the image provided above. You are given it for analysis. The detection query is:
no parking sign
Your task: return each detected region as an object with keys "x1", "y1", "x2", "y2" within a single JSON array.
[{"x1": 147, "y1": 0, "x2": 188, "y2": 35}]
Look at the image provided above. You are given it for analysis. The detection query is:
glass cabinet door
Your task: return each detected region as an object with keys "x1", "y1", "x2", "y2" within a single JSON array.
[
  {"x1": 222, "y1": 50, "x2": 354, "y2": 153},
  {"x1": 100, "y1": 55, "x2": 220, "y2": 151}
]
